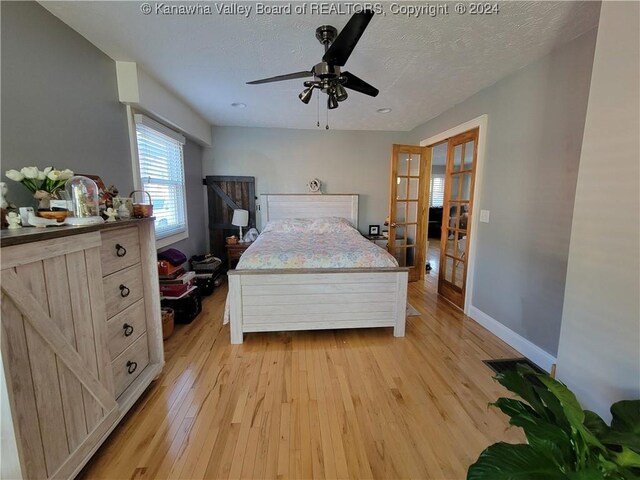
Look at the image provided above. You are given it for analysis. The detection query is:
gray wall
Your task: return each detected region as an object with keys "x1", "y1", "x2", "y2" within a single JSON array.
[
  {"x1": 203, "y1": 127, "x2": 408, "y2": 232},
  {"x1": 2, "y1": 1, "x2": 206, "y2": 258},
  {"x1": 407, "y1": 28, "x2": 598, "y2": 356},
  {"x1": 556, "y1": 2, "x2": 640, "y2": 420},
  {"x1": 1, "y1": 1, "x2": 132, "y2": 207},
  {"x1": 159, "y1": 139, "x2": 208, "y2": 259}
]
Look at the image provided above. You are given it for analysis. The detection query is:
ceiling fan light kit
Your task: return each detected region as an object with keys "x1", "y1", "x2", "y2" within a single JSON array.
[{"x1": 247, "y1": 9, "x2": 379, "y2": 122}]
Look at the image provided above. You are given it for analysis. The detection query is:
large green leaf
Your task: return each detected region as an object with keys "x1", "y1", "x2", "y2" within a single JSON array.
[
  {"x1": 536, "y1": 384, "x2": 572, "y2": 429},
  {"x1": 601, "y1": 431, "x2": 640, "y2": 455},
  {"x1": 495, "y1": 369, "x2": 551, "y2": 421},
  {"x1": 585, "y1": 410, "x2": 610, "y2": 438},
  {"x1": 570, "y1": 467, "x2": 640, "y2": 480},
  {"x1": 587, "y1": 404, "x2": 640, "y2": 457},
  {"x1": 567, "y1": 469, "x2": 613, "y2": 480},
  {"x1": 611, "y1": 401, "x2": 640, "y2": 437},
  {"x1": 492, "y1": 397, "x2": 540, "y2": 422},
  {"x1": 537, "y1": 375, "x2": 585, "y2": 425},
  {"x1": 595, "y1": 453, "x2": 629, "y2": 478},
  {"x1": 537, "y1": 374, "x2": 605, "y2": 455},
  {"x1": 467, "y1": 443, "x2": 569, "y2": 480},
  {"x1": 619, "y1": 467, "x2": 640, "y2": 480},
  {"x1": 510, "y1": 416, "x2": 575, "y2": 466},
  {"x1": 612, "y1": 448, "x2": 640, "y2": 468}
]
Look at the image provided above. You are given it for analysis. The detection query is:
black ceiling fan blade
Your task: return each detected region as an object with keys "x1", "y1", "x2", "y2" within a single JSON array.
[
  {"x1": 341, "y1": 71, "x2": 379, "y2": 97},
  {"x1": 322, "y1": 10, "x2": 374, "y2": 67},
  {"x1": 247, "y1": 70, "x2": 313, "y2": 85}
]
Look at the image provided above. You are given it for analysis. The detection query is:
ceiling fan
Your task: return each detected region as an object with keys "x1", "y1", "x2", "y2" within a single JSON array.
[{"x1": 246, "y1": 10, "x2": 379, "y2": 111}]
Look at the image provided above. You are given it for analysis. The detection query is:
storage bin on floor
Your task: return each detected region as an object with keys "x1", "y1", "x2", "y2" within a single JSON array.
[
  {"x1": 194, "y1": 273, "x2": 215, "y2": 296},
  {"x1": 161, "y1": 288, "x2": 202, "y2": 324}
]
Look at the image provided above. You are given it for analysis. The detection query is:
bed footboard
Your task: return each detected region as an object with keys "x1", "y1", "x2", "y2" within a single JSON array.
[{"x1": 227, "y1": 268, "x2": 409, "y2": 344}]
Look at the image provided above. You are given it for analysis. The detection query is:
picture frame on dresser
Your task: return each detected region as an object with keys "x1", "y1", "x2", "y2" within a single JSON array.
[{"x1": 369, "y1": 224, "x2": 380, "y2": 236}]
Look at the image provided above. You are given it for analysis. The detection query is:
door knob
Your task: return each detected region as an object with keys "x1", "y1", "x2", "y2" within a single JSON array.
[{"x1": 390, "y1": 223, "x2": 397, "y2": 227}]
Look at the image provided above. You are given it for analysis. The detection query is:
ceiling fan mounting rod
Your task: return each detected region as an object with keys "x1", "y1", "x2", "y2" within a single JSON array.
[{"x1": 315, "y1": 25, "x2": 338, "y2": 52}]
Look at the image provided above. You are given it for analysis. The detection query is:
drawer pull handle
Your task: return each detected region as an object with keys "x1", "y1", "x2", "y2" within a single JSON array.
[
  {"x1": 119, "y1": 284, "x2": 130, "y2": 297},
  {"x1": 126, "y1": 360, "x2": 138, "y2": 374},
  {"x1": 123, "y1": 323, "x2": 134, "y2": 337},
  {"x1": 115, "y1": 244, "x2": 127, "y2": 257}
]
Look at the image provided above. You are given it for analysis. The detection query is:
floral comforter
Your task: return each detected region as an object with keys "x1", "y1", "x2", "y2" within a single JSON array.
[{"x1": 236, "y1": 230, "x2": 398, "y2": 269}]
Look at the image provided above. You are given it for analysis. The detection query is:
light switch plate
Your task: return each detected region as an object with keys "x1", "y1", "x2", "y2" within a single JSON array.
[{"x1": 480, "y1": 210, "x2": 490, "y2": 223}]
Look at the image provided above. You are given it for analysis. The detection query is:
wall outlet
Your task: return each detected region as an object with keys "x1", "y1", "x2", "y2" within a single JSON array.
[{"x1": 480, "y1": 209, "x2": 490, "y2": 223}]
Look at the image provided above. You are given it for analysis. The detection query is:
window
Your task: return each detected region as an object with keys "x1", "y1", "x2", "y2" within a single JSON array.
[
  {"x1": 134, "y1": 114, "x2": 187, "y2": 243},
  {"x1": 429, "y1": 175, "x2": 445, "y2": 207}
]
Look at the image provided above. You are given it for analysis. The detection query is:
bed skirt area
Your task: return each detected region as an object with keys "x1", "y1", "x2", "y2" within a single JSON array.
[{"x1": 227, "y1": 268, "x2": 409, "y2": 344}]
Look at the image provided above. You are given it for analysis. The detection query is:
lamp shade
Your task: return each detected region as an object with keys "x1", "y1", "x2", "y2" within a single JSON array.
[{"x1": 231, "y1": 209, "x2": 249, "y2": 227}]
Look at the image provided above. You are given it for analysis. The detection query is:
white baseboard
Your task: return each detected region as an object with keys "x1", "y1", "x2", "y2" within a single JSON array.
[{"x1": 468, "y1": 306, "x2": 557, "y2": 373}]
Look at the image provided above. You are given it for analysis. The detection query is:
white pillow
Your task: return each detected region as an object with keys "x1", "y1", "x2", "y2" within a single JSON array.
[
  {"x1": 308, "y1": 217, "x2": 356, "y2": 234},
  {"x1": 262, "y1": 218, "x2": 313, "y2": 233}
]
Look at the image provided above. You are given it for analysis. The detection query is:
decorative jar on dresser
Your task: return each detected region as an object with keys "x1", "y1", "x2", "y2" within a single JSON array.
[{"x1": 0, "y1": 218, "x2": 163, "y2": 480}]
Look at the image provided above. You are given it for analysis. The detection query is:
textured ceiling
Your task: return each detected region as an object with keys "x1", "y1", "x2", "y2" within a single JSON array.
[{"x1": 41, "y1": 1, "x2": 600, "y2": 131}]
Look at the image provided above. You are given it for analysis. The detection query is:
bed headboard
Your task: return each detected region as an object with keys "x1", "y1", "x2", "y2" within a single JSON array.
[{"x1": 260, "y1": 194, "x2": 359, "y2": 230}]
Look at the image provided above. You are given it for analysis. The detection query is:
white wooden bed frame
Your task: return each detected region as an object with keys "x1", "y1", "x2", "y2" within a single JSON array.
[{"x1": 227, "y1": 194, "x2": 409, "y2": 344}]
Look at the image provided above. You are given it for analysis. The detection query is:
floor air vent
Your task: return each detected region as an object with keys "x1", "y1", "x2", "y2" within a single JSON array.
[{"x1": 483, "y1": 358, "x2": 545, "y2": 375}]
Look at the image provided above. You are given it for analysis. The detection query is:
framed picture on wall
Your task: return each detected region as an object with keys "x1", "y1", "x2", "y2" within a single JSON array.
[{"x1": 369, "y1": 225, "x2": 380, "y2": 236}]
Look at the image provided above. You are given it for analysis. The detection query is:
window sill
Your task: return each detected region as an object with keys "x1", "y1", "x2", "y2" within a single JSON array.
[{"x1": 156, "y1": 230, "x2": 189, "y2": 249}]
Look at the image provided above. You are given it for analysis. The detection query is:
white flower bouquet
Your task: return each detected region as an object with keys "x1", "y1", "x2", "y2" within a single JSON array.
[
  {"x1": 5, "y1": 167, "x2": 74, "y2": 195},
  {"x1": 5, "y1": 167, "x2": 75, "y2": 210}
]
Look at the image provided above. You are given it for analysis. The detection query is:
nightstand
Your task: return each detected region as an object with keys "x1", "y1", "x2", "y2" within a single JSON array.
[
  {"x1": 226, "y1": 241, "x2": 252, "y2": 268},
  {"x1": 364, "y1": 235, "x2": 388, "y2": 248}
]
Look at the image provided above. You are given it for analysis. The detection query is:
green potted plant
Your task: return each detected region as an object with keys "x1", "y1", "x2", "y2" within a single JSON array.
[{"x1": 468, "y1": 365, "x2": 640, "y2": 480}]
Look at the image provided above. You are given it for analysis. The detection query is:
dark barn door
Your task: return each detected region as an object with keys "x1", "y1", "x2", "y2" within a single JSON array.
[{"x1": 204, "y1": 176, "x2": 256, "y2": 265}]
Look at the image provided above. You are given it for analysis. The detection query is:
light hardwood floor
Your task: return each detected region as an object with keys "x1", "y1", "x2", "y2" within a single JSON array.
[{"x1": 79, "y1": 244, "x2": 524, "y2": 480}]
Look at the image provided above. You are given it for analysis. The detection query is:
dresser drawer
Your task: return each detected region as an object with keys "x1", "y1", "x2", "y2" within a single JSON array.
[
  {"x1": 101, "y1": 227, "x2": 141, "y2": 276},
  {"x1": 106, "y1": 299, "x2": 147, "y2": 360},
  {"x1": 103, "y1": 264, "x2": 144, "y2": 318},
  {"x1": 112, "y1": 333, "x2": 149, "y2": 398}
]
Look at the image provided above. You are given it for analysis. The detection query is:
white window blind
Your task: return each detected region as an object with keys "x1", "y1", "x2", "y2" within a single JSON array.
[
  {"x1": 135, "y1": 115, "x2": 187, "y2": 240},
  {"x1": 430, "y1": 175, "x2": 445, "y2": 207}
]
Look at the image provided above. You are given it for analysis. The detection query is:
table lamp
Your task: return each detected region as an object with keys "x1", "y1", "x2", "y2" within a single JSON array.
[{"x1": 232, "y1": 209, "x2": 249, "y2": 242}]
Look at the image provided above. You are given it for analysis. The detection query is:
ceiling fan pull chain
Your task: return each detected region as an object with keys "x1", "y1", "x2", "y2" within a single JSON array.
[
  {"x1": 317, "y1": 88, "x2": 320, "y2": 127},
  {"x1": 326, "y1": 105, "x2": 329, "y2": 130}
]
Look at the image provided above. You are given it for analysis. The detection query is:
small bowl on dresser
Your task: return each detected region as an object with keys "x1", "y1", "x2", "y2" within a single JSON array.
[{"x1": 37, "y1": 210, "x2": 70, "y2": 222}]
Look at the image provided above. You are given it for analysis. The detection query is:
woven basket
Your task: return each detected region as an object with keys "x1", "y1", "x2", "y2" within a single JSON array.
[
  {"x1": 161, "y1": 307, "x2": 175, "y2": 340},
  {"x1": 130, "y1": 190, "x2": 153, "y2": 218}
]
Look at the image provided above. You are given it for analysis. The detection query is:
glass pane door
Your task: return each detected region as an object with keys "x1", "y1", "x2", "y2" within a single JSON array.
[
  {"x1": 438, "y1": 129, "x2": 478, "y2": 308},
  {"x1": 388, "y1": 145, "x2": 431, "y2": 282}
]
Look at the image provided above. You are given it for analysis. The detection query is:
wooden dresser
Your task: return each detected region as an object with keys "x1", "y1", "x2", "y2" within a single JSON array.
[{"x1": 0, "y1": 219, "x2": 163, "y2": 480}]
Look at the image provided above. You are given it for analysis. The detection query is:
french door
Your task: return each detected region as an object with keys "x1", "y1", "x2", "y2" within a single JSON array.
[
  {"x1": 438, "y1": 128, "x2": 478, "y2": 308},
  {"x1": 388, "y1": 145, "x2": 431, "y2": 282}
]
